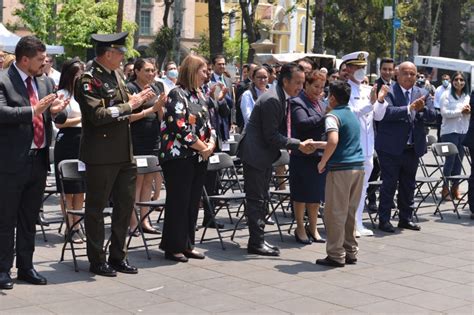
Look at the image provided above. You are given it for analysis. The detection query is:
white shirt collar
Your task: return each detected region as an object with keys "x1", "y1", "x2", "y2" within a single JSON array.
[
  {"x1": 400, "y1": 85, "x2": 412, "y2": 95},
  {"x1": 13, "y1": 62, "x2": 31, "y2": 83}
]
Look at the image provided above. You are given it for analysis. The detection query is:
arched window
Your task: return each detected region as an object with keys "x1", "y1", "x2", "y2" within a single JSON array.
[{"x1": 299, "y1": 17, "x2": 306, "y2": 45}]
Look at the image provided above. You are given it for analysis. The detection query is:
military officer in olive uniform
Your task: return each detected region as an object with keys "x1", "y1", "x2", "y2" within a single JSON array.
[{"x1": 75, "y1": 32, "x2": 156, "y2": 277}]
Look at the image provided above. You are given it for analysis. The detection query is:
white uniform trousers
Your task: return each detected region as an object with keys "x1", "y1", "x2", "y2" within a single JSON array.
[{"x1": 356, "y1": 156, "x2": 374, "y2": 230}]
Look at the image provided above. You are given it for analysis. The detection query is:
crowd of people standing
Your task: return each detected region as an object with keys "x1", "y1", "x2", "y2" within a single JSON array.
[{"x1": 0, "y1": 31, "x2": 471, "y2": 290}]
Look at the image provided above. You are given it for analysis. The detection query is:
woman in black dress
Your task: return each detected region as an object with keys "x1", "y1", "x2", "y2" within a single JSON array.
[
  {"x1": 127, "y1": 58, "x2": 167, "y2": 234},
  {"x1": 289, "y1": 70, "x2": 327, "y2": 245},
  {"x1": 159, "y1": 55, "x2": 216, "y2": 262},
  {"x1": 54, "y1": 58, "x2": 86, "y2": 243}
]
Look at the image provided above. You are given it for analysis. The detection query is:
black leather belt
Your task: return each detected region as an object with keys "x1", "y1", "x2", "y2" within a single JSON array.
[{"x1": 28, "y1": 148, "x2": 45, "y2": 156}]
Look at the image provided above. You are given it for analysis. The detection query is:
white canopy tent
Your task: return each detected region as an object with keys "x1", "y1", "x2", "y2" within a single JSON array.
[
  {"x1": 0, "y1": 23, "x2": 64, "y2": 55},
  {"x1": 414, "y1": 55, "x2": 474, "y2": 91}
]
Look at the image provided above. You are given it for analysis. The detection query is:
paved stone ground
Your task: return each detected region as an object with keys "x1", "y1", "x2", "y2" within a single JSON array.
[{"x1": 1, "y1": 144, "x2": 473, "y2": 314}]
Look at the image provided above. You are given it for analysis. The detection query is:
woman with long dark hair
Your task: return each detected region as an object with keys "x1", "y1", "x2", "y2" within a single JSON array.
[
  {"x1": 440, "y1": 71, "x2": 471, "y2": 200},
  {"x1": 54, "y1": 58, "x2": 86, "y2": 243},
  {"x1": 127, "y1": 58, "x2": 167, "y2": 235}
]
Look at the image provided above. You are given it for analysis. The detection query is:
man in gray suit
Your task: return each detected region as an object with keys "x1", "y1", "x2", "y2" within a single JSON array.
[{"x1": 238, "y1": 63, "x2": 318, "y2": 256}]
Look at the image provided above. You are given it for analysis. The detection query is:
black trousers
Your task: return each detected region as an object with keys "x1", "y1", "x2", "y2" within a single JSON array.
[
  {"x1": 84, "y1": 162, "x2": 136, "y2": 264},
  {"x1": 468, "y1": 146, "x2": 473, "y2": 214},
  {"x1": 243, "y1": 163, "x2": 272, "y2": 247},
  {"x1": 160, "y1": 155, "x2": 207, "y2": 253},
  {"x1": 378, "y1": 149, "x2": 418, "y2": 223},
  {"x1": 0, "y1": 149, "x2": 47, "y2": 272}
]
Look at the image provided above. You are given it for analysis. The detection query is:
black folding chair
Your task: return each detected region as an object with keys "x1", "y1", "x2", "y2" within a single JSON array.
[
  {"x1": 432, "y1": 143, "x2": 469, "y2": 219},
  {"x1": 200, "y1": 153, "x2": 247, "y2": 250},
  {"x1": 57, "y1": 159, "x2": 87, "y2": 272},
  {"x1": 126, "y1": 155, "x2": 164, "y2": 260}
]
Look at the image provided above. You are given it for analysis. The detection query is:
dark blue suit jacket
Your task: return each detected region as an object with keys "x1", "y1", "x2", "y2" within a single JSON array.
[
  {"x1": 289, "y1": 92, "x2": 325, "y2": 158},
  {"x1": 375, "y1": 82, "x2": 436, "y2": 158}
]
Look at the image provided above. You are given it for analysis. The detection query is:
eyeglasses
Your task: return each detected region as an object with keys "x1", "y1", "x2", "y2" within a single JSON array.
[
  {"x1": 255, "y1": 76, "x2": 268, "y2": 80},
  {"x1": 453, "y1": 78, "x2": 465, "y2": 82}
]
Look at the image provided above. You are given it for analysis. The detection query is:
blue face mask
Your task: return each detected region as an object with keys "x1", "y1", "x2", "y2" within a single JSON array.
[
  {"x1": 167, "y1": 69, "x2": 178, "y2": 79},
  {"x1": 442, "y1": 80, "x2": 449, "y2": 88}
]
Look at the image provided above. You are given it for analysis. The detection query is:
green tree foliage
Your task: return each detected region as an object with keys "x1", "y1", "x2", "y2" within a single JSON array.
[
  {"x1": 14, "y1": 0, "x2": 137, "y2": 59},
  {"x1": 149, "y1": 26, "x2": 174, "y2": 70},
  {"x1": 192, "y1": 31, "x2": 248, "y2": 64},
  {"x1": 13, "y1": 0, "x2": 57, "y2": 44},
  {"x1": 324, "y1": 0, "x2": 391, "y2": 59},
  {"x1": 57, "y1": 0, "x2": 137, "y2": 58}
]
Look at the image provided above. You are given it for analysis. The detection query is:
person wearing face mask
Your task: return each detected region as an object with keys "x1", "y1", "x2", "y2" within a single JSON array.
[
  {"x1": 342, "y1": 51, "x2": 389, "y2": 238},
  {"x1": 161, "y1": 61, "x2": 178, "y2": 95},
  {"x1": 434, "y1": 74, "x2": 451, "y2": 140}
]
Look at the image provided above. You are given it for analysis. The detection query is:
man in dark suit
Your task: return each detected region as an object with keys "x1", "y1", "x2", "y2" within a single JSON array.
[
  {"x1": 462, "y1": 91, "x2": 474, "y2": 219},
  {"x1": 374, "y1": 61, "x2": 437, "y2": 233},
  {"x1": 238, "y1": 63, "x2": 318, "y2": 256},
  {"x1": 0, "y1": 36, "x2": 68, "y2": 289},
  {"x1": 211, "y1": 54, "x2": 234, "y2": 140},
  {"x1": 75, "y1": 32, "x2": 155, "y2": 277}
]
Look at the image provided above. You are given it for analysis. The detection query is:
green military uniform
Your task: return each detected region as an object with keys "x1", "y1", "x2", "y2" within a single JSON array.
[{"x1": 75, "y1": 36, "x2": 136, "y2": 265}]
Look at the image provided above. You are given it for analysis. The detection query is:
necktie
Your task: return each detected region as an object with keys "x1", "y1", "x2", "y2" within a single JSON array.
[
  {"x1": 26, "y1": 77, "x2": 44, "y2": 148},
  {"x1": 405, "y1": 90, "x2": 414, "y2": 144},
  {"x1": 286, "y1": 99, "x2": 291, "y2": 139}
]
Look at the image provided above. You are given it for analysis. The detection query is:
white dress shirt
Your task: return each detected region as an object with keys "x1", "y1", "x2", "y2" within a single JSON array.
[
  {"x1": 440, "y1": 90, "x2": 471, "y2": 136},
  {"x1": 13, "y1": 62, "x2": 46, "y2": 149}
]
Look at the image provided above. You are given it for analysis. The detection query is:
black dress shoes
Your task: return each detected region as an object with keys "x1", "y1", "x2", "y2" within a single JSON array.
[
  {"x1": 378, "y1": 221, "x2": 395, "y2": 233},
  {"x1": 0, "y1": 272, "x2": 13, "y2": 289},
  {"x1": 345, "y1": 257, "x2": 357, "y2": 265},
  {"x1": 264, "y1": 241, "x2": 280, "y2": 253},
  {"x1": 17, "y1": 268, "x2": 47, "y2": 285},
  {"x1": 306, "y1": 227, "x2": 326, "y2": 243},
  {"x1": 295, "y1": 231, "x2": 312, "y2": 245},
  {"x1": 164, "y1": 252, "x2": 189, "y2": 263},
  {"x1": 247, "y1": 243, "x2": 280, "y2": 256},
  {"x1": 316, "y1": 256, "x2": 345, "y2": 268},
  {"x1": 184, "y1": 250, "x2": 205, "y2": 259},
  {"x1": 108, "y1": 260, "x2": 138, "y2": 274},
  {"x1": 89, "y1": 262, "x2": 117, "y2": 277},
  {"x1": 398, "y1": 220, "x2": 421, "y2": 231}
]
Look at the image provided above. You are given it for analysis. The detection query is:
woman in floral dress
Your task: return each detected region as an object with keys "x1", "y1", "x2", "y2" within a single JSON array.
[{"x1": 158, "y1": 55, "x2": 216, "y2": 262}]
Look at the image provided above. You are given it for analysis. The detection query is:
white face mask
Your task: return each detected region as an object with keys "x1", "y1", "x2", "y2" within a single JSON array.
[
  {"x1": 353, "y1": 68, "x2": 366, "y2": 82},
  {"x1": 167, "y1": 69, "x2": 178, "y2": 79},
  {"x1": 442, "y1": 80, "x2": 449, "y2": 88}
]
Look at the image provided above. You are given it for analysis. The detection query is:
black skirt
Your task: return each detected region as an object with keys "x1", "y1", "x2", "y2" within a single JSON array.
[
  {"x1": 289, "y1": 155, "x2": 326, "y2": 203},
  {"x1": 131, "y1": 117, "x2": 160, "y2": 156},
  {"x1": 54, "y1": 127, "x2": 86, "y2": 194}
]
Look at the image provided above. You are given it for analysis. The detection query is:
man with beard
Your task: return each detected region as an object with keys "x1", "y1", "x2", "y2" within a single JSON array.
[{"x1": 0, "y1": 36, "x2": 68, "y2": 289}]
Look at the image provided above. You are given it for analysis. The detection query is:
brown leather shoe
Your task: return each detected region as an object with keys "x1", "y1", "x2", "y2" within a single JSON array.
[
  {"x1": 451, "y1": 185, "x2": 462, "y2": 200},
  {"x1": 441, "y1": 186, "x2": 452, "y2": 201}
]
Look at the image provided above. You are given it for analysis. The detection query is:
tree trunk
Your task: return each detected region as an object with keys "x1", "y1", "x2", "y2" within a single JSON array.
[
  {"x1": 172, "y1": 0, "x2": 183, "y2": 63},
  {"x1": 417, "y1": 0, "x2": 432, "y2": 55},
  {"x1": 439, "y1": 0, "x2": 465, "y2": 58},
  {"x1": 208, "y1": 0, "x2": 224, "y2": 57},
  {"x1": 312, "y1": 0, "x2": 325, "y2": 53},
  {"x1": 163, "y1": 0, "x2": 174, "y2": 28},
  {"x1": 241, "y1": 0, "x2": 257, "y2": 63},
  {"x1": 134, "y1": 0, "x2": 141, "y2": 48},
  {"x1": 116, "y1": 0, "x2": 124, "y2": 32}
]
